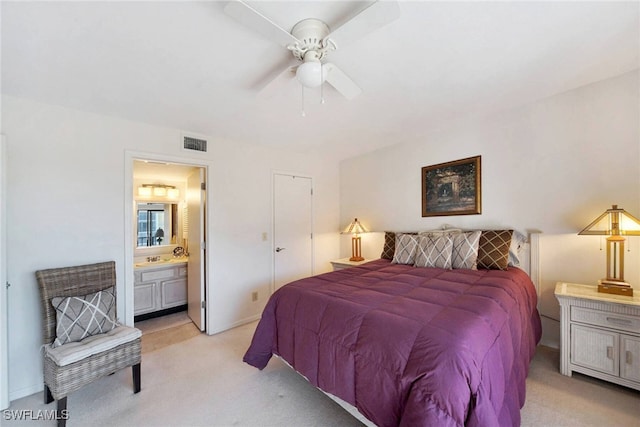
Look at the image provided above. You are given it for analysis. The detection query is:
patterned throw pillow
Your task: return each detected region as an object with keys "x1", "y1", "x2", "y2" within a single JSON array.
[
  {"x1": 392, "y1": 233, "x2": 419, "y2": 265},
  {"x1": 51, "y1": 289, "x2": 117, "y2": 347},
  {"x1": 380, "y1": 231, "x2": 396, "y2": 260},
  {"x1": 451, "y1": 230, "x2": 482, "y2": 269},
  {"x1": 477, "y1": 230, "x2": 513, "y2": 270},
  {"x1": 414, "y1": 234, "x2": 454, "y2": 269}
]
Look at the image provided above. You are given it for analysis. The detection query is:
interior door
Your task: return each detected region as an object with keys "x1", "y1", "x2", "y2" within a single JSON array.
[
  {"x1": 0, "y1": 136, "x2": 8, "y2": 409},
  {"x1": 187, "y1": 168, "x2": 205, "y2": 331},
  {"x1": 273, "y1": 173, "x2": 313, "y2": 291}
]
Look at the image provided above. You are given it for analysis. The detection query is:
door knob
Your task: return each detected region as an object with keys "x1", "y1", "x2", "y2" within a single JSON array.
[{"x1": 275, "y1": 247, "x2": 286, "y2": 252}]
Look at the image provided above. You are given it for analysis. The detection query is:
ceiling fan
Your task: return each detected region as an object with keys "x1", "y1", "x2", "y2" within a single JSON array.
[{"x1": 224, "y1": 0, "x2": 400, "y2": 101}]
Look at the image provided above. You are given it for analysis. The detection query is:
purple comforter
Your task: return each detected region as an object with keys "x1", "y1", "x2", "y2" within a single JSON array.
[{"x1": 244, "y1": 259, "x2": 541, "y2": 427}]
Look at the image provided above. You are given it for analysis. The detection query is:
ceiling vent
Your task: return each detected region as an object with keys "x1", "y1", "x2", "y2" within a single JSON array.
[{"x1": 182, "y1": 134, "x2": 208, "y2": 153}]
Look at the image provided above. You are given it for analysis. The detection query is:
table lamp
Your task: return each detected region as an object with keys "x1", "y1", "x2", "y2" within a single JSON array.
[
  {"x1": 579, "y1": 204, "x2": 640, "y2": 288},
  {"x1": 343, "y1": 218, "x2": 367, "y2": 261}
]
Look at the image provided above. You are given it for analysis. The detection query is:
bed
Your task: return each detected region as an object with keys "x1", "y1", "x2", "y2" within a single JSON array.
[{"x1": 244, "y1": 230, "x2": 542, "y2": 427}]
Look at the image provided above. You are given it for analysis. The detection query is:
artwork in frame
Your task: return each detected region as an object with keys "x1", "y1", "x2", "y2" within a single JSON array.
[{"x1": 422, "y1": 155, "x2": 481, "y2": 217}]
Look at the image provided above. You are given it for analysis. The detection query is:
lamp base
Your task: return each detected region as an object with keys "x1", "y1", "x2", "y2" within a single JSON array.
[
  {"x1": 598, "y1": 280, "x2": 633, "y2": 296},
  {"x1": 350, "y1": 235, "x2": 364, "y2": 263}
]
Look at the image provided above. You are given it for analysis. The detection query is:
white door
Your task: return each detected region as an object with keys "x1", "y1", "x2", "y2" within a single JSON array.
[
  {"x1": 187, "y1": 168, "x2": 205, "y2": 331},
  {"x1": 0, "y1": 136, "x2": 8, "y2": 409},
  {"x1": 273, "y1": 174, "x2": 313, "y2": 291}
]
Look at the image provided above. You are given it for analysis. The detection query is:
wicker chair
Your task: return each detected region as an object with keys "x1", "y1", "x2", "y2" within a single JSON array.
[{"x1": 36, "y1": 261, "x2": 141, "y2": 427}]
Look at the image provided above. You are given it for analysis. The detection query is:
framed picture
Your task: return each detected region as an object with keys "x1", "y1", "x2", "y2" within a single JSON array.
[{"x1": 421, "y1": 155, "x2": 481, "y2": 217}]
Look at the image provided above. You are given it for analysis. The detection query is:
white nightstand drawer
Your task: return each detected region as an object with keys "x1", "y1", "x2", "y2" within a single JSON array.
[{"x1": 571, "y1": 306, "x2": 640, "y2": 334}]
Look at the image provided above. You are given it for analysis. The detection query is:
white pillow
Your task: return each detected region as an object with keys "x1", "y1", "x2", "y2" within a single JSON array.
[
  {"x1": 414, "y1": 234, "x2": 453, "y2": 269},
  {"x1": 392, "y1": 233, "x2": 419, "y2": 265},
  {"x1": 508, "y1": 230, "x2": 528, "y2": 266}
]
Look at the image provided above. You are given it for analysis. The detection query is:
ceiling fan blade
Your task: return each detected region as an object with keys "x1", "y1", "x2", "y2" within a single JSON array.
[
  {"x1": 323, "y1": 63, "x2": 362, "y2": 100},
  {"x1": 257, "y1": 65, "x2": 297, "y2": 99},
  {"x1": 327, "y1": 0, "x2": 400, "y2": 47},
  {"x1": 224, "y1": 0, "x2": 299, "y2": 48}
]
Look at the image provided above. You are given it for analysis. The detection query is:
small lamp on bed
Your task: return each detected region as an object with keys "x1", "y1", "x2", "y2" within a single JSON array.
[
  {"x1": 343, "y1": 218, "x2": 367, "y2": 262},
  {"x1": 579, "y1": 205, "x2": 640, "y2": 294}
]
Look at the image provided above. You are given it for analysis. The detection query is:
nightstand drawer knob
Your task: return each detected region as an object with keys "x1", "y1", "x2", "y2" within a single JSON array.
[
  {"x1": 606, "y1": 346, "x2": 614, "y2": 360},
  {"x1": 627, "y1": 350, "x2": 633, "y2": 365}
]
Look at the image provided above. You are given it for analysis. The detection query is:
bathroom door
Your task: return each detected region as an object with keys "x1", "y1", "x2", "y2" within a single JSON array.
[
  {"x1": 187, "y1": 168, "x2": 205, "y2": 331},
  {"x1": 273, "y1": 173, "x2": 313, "y2": 292}
]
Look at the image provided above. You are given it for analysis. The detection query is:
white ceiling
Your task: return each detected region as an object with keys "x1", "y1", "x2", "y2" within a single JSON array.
[{"x1": 2, "y1": 1, "x2": 638, "y2": 160}]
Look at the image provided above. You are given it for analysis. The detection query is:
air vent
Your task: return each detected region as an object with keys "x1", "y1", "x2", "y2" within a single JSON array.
[{"x1": 182, "y1": 135, "x2": 208, "y2": 153}]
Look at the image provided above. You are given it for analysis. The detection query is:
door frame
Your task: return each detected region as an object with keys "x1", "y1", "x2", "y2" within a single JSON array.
[
  {"x1": 124, "y1": 151, "x2": 211, "y2": 333},
  {"x1": 271, "y1": 171, "x2": 314, "y2": 295},
  {"x1": 0, "y1": 136, "x2": 8, "y2": 409}
]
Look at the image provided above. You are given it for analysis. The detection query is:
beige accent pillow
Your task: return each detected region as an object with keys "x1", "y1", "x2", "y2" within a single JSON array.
[
  {"x1": 452, "y1": 230, "x2": 482, "y2": 269},
  {"x1": 392, "y1": 233, "x2": 419, "y2": 265},
  {"x1": 414, "y1": 234, "x2": 454, "y2": 269},
  {"x1": 51, "y1": 289, "x2": 117, "y2": 347}
]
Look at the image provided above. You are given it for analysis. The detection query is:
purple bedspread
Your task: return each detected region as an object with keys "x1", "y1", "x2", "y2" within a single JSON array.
[{"x1": 244, "y1": 259, "x2": 541, "y2": 427}]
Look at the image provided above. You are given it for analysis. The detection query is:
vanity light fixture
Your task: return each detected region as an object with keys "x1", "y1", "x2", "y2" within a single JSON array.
[{"x1": 137, "y1": 184, "x2": 179, "y2": 199}]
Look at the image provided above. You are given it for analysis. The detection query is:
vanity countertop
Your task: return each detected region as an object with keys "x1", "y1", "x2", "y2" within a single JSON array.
[{"x1": 134, "y1": 257, "x2": 188, "y2": 269}]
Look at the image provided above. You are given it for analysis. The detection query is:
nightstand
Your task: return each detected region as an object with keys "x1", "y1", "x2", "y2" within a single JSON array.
[
  {"x1": 330, "y1": 258, "x2": 370, "y2": 271},
  {"x1": 554, "y1": 282, "x2": 640, "y2": 391}
]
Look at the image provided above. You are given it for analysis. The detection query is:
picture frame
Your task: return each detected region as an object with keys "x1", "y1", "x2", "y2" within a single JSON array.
[{"x1": 421, "y1": 155, "x2": 481, "y2": 217}]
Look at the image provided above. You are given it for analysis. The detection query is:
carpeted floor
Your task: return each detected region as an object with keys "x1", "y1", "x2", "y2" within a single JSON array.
[{"x1": 4, "y1": 321, "x2": 639, "y2": 426}]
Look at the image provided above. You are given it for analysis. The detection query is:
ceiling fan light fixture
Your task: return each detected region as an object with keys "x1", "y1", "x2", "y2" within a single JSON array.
[{"x1": 296, "y1": 59, "x2": 325, "y2": 88}]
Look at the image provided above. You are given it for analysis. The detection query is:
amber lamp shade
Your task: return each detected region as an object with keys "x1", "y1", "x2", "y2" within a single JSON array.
[{"x1": 579, "y1": 204, "x2": 640, "y2": 283}]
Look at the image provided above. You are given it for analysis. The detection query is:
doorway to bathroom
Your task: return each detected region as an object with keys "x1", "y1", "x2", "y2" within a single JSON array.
[{"x1": 124, "y1": 154, "x2": 208, "y2": 336}]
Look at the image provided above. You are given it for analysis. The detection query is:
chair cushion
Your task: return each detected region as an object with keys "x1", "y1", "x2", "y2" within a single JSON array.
[
  {"x1": 44, "y1": 325, "x2": 141, "y2": 366},
  {"x1": 51, "y1": 289, "x2": 117, "y2": 347}
]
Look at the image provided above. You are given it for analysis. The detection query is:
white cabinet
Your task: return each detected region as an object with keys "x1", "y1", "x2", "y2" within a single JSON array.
[
  {"x1": 555, "y1": 282, "x2": 640, "y2": 391},
  {"x1": 134, "y1": 263, "x2": 187, "y2": 316}
]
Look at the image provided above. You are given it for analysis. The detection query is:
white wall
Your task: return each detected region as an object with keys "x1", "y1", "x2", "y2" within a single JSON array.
[
  {"x1": 340, "y1": 70, "x2": 640, "y2": 348},
  {"x1": 1, "y1": 95, "x2": 341, "y2": 400}
]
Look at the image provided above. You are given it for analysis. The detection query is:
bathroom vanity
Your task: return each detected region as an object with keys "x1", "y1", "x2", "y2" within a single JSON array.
[{"x1": 134, "y1": 259, "x2": 188, "y2": 317}]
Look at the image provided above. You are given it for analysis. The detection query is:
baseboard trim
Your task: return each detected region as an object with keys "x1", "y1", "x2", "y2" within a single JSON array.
[
  {"x1": 208, "y1": 314, "x2": 261, "y2": 335},
  {"x1": 9, "y1": 383, "x2": 42, "y2": 403}
]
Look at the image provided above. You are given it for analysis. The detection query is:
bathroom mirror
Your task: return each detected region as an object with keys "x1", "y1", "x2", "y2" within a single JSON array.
[{"x1": 136, "y1": 202, "x2": 179, "y2": 247}]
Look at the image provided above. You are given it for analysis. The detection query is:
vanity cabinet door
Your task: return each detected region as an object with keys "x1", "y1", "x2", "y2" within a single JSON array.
[
  {"x1": 134, "y1": 282, "x2": 158, "y2": 315},
  {"x1": 161, "y1": 278, "x2": 188, "y2": 308}
]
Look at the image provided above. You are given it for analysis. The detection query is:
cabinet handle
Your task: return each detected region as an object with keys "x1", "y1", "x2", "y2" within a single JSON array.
[
  {"x1": 606, "y1": 346, "x2": 614, "y2": 360},
  {"x1": 605, "y1": 317, "x2": 633, "y2": 326},
  {"x1": 627, "y1": 350, "x2": 633, "y2": 365}
]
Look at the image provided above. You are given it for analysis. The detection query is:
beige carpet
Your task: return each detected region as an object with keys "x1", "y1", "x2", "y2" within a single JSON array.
[
  {"x1": 135, "y1": 311, "x2": 192, "y2": 335},
  {"x1": 141, "y1": 322, "x2": 201, "y2": 354},
  {"x1": 4, "y1": 321, "x2": 639, "y2": 426},
  {"x1": 136, "y1": 311, "x2": 200, "y2": 354}
]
